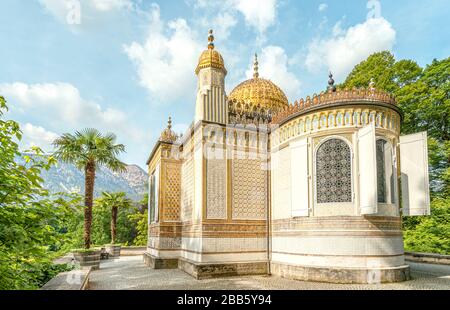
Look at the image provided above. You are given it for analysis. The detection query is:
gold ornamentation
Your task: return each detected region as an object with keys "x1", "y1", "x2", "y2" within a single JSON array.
[
  {"x1": 228, "y1": 77, "x2": 289, "y2": 112},
  {"x1": 253, "y1": 53, "x2": 259, "y2": 78},
  {"x1": 228, "y1": 53, "x2": 289, "y2": 112},
  {"x1": 195, "y1": 30, "x2": 227, "y2": 75},
  {"x1": 160, "y1": 117, "x2": 178, "y2": 143},
  {"x1": 271, "y1": 88, "x2": 397, "y2": 124},
  {"x1": 228, "y1": 99, "x2": 272, "y2": 125},
  {"x1": 163, "y1": 162, "x2": 181, "y2": 221}
]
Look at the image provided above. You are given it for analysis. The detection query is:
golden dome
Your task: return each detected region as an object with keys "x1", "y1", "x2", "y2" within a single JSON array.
[
  {"x1": 195, "y1": 30, "x2": 226, "y2": 75},
  {"x1": 228, "y1": 54, "x2": 288, "y2": 111}
]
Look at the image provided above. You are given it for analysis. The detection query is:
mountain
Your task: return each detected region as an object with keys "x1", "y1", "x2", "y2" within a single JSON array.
[{"x1": 18, "y1": 155, "x2": 148, "y2": 201}]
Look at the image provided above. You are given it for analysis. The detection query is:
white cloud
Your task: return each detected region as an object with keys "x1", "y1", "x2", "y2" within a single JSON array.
[
  {"x1": 0, "y1": 82, "x2": 144, "y2": 146},
  {"x1": 245, "y1": 46, "x2": 301, "y2": 101},
  {"x1": 305, "y1": 17, "x2": 396, "y2": 80},
  {"x1": 124, "y1": 4, "x2": 202, "y2": 102},
  {"x1": 39, "y1": 0, "x2": 132, "y2": 23},
  {"x1": 233, "y1": 0, "x2": 277, "y2": 35},
  {"x1": 198, "y1": 11, "x2": 238, "y2": 41},
  {"x1": 194, "y1": 0, "x2": 278, "y2": 40},
  {"x1": 90, "y1": 0, "x2": 132, "y2": 11},
  {"x1": 318, "y1": 3, "x2": 328, "y2": 12},
  {"x1": 20, "y1": 123, "x2": 59, "y2": 152}
]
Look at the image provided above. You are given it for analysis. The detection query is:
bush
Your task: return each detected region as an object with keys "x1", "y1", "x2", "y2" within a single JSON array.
[{"x1": 403, "y1": 197, "x2": 450, "y2": 255}]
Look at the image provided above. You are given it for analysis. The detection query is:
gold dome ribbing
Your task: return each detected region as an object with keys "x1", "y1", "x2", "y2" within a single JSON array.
[
  {"x1": 195, "y1": 30, "x2": 227, "y2": 75},
  {"x1": 228, "y1": 54, "x2": 288, "y2": 111}
]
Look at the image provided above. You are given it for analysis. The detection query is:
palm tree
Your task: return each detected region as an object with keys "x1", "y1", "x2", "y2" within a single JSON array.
[
  {"x1": 97, "y1": 192, "x2": 133, "y2": 244},
  {"x1": 53, "y1": 129, "x2": 126, "y2": 249}
]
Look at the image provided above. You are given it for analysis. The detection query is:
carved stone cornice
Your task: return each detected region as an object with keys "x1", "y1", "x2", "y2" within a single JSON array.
[{"x1": 272, "y1": 88, "x2": 397, "y2": 125}]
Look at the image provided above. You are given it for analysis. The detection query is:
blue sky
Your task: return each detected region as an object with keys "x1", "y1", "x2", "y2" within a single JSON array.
[{"x1": 0, "y1": 0, "x2": 448, "y2": 168}]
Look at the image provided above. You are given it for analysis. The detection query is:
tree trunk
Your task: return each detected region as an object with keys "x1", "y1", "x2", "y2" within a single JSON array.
[
  {"x1": 111, "y1": 206, "x2": 118, "y2": 244},
  {"x1": 84, "y1": 160, "x2": 96, "y2": 249}
]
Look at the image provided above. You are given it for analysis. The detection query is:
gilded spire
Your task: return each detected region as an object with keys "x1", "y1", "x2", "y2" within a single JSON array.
[
  {"x1": 195, "y1": 29, "x2": 226, "y2": 75},
  {"x1": 208, "y1": 29, "x2": 214, "y2": 50},
  {"x1": 160, "y1": 116, "x2": 177, "y2": 143},
  {"x1": 253, "y1": 53, "x2": 259, "y2": 79}
]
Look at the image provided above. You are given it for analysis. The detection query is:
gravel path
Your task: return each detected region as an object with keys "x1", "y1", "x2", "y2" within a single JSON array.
[{"x1": 88, "y1": 256, "x2": 450, "y2": 290}]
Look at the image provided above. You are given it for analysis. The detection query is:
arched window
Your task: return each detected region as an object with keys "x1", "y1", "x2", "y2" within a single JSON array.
[
  {"x1": 149, "y1": 165, "x2": 160, "y2": 223},
  {"x1": 149, "y1": 173, "x2": 156, "y2": 222},
  {"x1": 316, "y1": 138, "x2": 352, "y2": 203},
  {"x1": 376, "y1": 139, "x2": 394, "y2": 203}
]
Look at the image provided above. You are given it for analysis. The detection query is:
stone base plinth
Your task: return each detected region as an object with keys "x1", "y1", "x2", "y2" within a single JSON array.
[
  {"x1": 143, "y1": 252, "x2": 178, "y2": 269},
  {"x1": 270, "y1": 262, "x2": 410, "y2": 284},
  {"x1": 178, "y1": 258, "x2": 268, "y2": 280}
]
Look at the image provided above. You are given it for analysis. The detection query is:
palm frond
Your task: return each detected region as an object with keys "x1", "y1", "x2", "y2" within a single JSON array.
[{"x1": 52, "y1": 128, "x2": 127, "y2": 172}]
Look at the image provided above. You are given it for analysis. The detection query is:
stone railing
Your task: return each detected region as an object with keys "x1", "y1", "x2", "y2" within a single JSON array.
[
  {"x1": 121, "y1": 246, "x2": 146, "y2": 256},
  {"x1": 272, "y1": 88, "x2": 397, "y2": 124},
  {"x1": 41, "y1": 268, "x2": 91, "y2": 290},
  {"x1": 405, "y1": 252, "x2": 450, "y2": 265}
]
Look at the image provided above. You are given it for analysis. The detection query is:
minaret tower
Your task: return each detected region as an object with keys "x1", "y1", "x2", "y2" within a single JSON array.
[{"x1": 195, "y1": 30, "x2": 228, "y2": 124}]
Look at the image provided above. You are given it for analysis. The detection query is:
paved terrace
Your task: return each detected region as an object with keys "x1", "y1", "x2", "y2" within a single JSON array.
[{"x1": 88, "y1": 256, "x2": 450, "y2": 290}]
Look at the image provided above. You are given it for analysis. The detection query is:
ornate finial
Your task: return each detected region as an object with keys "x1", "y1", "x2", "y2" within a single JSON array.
[
  {"x1": 327, "y1": 72, "x2": 336, "y2": 92},
  {"x1": 208, "y1": 29, "x2": 214, "y2": 50},
  {"x1": 160, "y1": 116, "x2": 177, "y2": 143},
  {"x1": 253, "y1": 53, "x2": 259, "y2": 78},
  {"x1": 369, "y1": 78, "x2": 376, "y2": 92}
]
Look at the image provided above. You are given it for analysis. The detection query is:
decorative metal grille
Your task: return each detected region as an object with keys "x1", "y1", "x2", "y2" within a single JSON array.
[
  {"x1": 376, "y1": 139, "x2": 387, "y2": 203},
  {"x1": 316, "y1": 139, "x2": 352, "y2": 203}
]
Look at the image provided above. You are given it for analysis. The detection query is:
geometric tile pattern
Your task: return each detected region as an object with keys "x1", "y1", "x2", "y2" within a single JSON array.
[
  {"x1": 206, "y1": 158, "x2": 227, "y2": 219},
  {"x1": 181, "y1": 158, "x2": 194, "y2": 222},
  {"x1": 232, "y1": 159, "x2": 267, "y2": 220},
  {"x1": 163, "y1": 162, "x2": 181, "y2": 221}
]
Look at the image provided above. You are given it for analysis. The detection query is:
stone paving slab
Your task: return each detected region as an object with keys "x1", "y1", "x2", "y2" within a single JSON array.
[{"x1": 88, "y1": 256, "x2": 450, "y2": 290}]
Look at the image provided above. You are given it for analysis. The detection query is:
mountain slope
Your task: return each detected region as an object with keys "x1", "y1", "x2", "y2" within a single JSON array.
[{"x1": 19, "y1": 155, "x2": 148, "y2": 201}]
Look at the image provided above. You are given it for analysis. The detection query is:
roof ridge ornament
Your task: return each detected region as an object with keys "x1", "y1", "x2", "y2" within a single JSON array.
[
  {"x1": 327, "y1": 72, "x2": 336, "y2": 92},
  {"x1": 208, "y1": 29, "x2": 214, "y2": 50},
  {"x1": 253, "y1": 53, "x2": 259, "y2": 79},
  {"x1": 160, "y1": 116, "x2": 178, "y2": 143}
]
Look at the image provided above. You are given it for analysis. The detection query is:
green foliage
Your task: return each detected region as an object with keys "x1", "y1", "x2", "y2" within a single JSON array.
[
  {"x1": 90, "y1": 197, "x2": 137, "y2": 246},
  {"x1": 403, "y1": 197, "x2": 450, "y2": 254},
  {"x1": 52, "y1": 128, "x2": 127, "y2": 172},
  {"x1": 343, "y1": 52, "x2": 450, "y2": 196},
  {"x1": 128, "y1": 193, "x2": 148, "y2": 246},
  {"x1": 341, "y1": 51, "x2": 422, "y2": 93},
  {"x1": 53, "y1": 127, "x2": 128, "y2": 249},
  {"x1": 344, "y1": 53, "x2": 450, "y2": 254},
  {"x1": 398, "y1": 58, "x2": 450, "y2": 196},
  {"x1": 32, "y1": 263, "x2": 75, "y2": 288},
  {"x1": 62, "y1": 199, "x2": 139, "y2": 248},
  {"x1": 0, "y1": 97, "x2": 81, "y2": 289},
  {"x1": 0, "y1": 97, "x2": 146, "y2": 289}
]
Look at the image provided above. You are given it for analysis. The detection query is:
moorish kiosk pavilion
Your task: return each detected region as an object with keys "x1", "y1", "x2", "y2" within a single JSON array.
[{"x1": 144, "y1": 30, "x2": 430, "y2": 284}]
